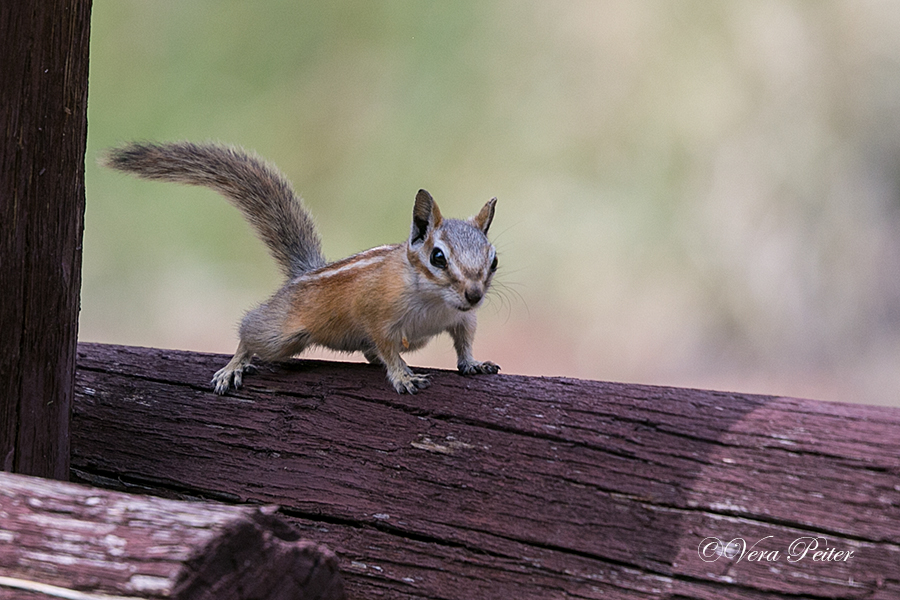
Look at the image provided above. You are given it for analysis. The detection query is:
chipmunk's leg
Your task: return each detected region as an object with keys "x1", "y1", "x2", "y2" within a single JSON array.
[
  {"x1": 212, "y1": 300, "x2": 309, "y2": 394},
  {"x1": 371, "y1": 335, "x2": 430, "y2": 394},
  {"x1": 449, "y1": 316, "x2": 500, "y2": 375},
  {"x1": 363, "y1": 348, "x2": 383, "y2": 365}
]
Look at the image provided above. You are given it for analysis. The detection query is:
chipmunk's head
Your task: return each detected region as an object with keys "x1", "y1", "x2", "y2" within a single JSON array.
[{"x1": 407, "y1": 189, "x2": 498, "y2": 312}]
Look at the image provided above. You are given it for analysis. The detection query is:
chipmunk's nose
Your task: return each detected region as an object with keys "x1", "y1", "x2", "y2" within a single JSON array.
[{"x1": 464, "y1": 288, "x2": 483, "y2": 306}]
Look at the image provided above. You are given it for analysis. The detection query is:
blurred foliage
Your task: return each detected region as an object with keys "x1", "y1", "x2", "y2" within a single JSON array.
[{"x1": 83, "y1": 1, "x2": 900, "y2": 404}]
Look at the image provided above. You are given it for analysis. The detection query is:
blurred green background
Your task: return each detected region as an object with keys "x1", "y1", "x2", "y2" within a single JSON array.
[{"x1": 83, "y1": 1, "x2": 900, "y2": 405}]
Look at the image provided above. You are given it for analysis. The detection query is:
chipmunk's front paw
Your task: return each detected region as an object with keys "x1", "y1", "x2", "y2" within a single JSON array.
[
  {"x1": 389, "y1": 370, "x2": 432, "y2": 394},
  {"x1": 458, "y1": 360, "x2": 501, "y2": 375}
]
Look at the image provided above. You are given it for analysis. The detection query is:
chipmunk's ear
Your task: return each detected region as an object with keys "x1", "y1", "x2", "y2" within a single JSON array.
[
  {"x1": 410, "y1": 189, "x2": 442, "y2": 245},
  {"x1": 471, "y1": 197, "x2": 497, "y2": 234}
]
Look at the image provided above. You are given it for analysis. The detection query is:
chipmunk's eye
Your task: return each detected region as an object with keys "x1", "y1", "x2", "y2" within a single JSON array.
[
  {"x1": 430, "y1": 247, "x2": 448, "y2": 269},
  {"x1": 490, "y1": 255, "x2": 498, "y2": 272}
]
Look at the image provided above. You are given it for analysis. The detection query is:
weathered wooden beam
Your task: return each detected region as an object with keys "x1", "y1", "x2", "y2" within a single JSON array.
[
  {"x1": 0, "y1": 0, "x2": 92, "y2": 479},
  {"x1": 72, "y1": 343, "x2": 900, "y2": 599},
  {"x1": 0, "y1": 471, "x2": 345, "y2": 600}
]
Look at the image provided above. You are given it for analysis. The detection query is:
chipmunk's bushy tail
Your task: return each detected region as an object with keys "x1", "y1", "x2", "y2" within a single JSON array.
[{"x1": 103, "y1": 141, "x2": 325, "y2": 278}]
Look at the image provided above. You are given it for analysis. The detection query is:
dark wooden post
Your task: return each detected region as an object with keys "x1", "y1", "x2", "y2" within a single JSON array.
[{"x1": 0, "y1": 0, "x2": 92, "y2": 479}]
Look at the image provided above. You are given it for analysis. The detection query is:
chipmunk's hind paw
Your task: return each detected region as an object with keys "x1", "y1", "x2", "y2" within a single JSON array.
[{"x1": 211, "y1": 353, "x2": 255, "y2": 395}]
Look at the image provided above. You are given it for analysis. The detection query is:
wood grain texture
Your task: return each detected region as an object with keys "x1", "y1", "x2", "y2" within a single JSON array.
[
  {"x1": 0, "y1": 0, "x2": 91, "y2": 479},
  {"x1": 0, "y1": 471, "x2": 345, "y2": 600},
  {"x1": 72, "y1": 343, "x2": 900, "y2": 599}
]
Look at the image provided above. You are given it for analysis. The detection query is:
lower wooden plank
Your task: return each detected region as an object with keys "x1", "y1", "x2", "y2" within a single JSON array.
[
  {"x1": 72, "y1": 343, "x2": 900, "y2": 599},
  {"x1": 0, "y1": 471, "x2": 344, "y2": 600}
]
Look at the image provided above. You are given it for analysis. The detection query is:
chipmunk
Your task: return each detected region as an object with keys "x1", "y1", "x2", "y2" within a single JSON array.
[{"x1": 102, "y1": 141, "x2": 500, "y2": 394}]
